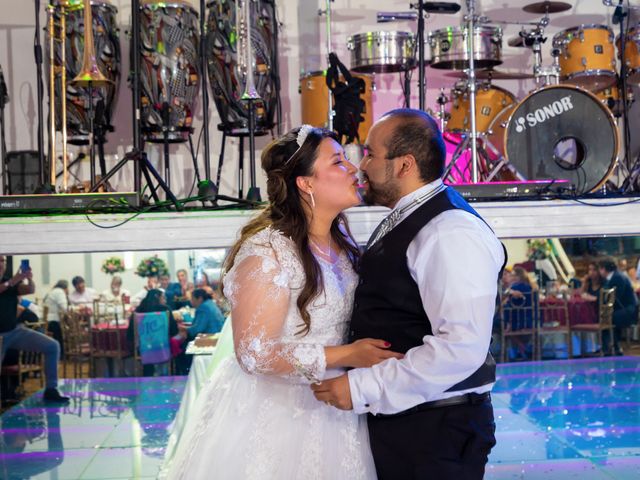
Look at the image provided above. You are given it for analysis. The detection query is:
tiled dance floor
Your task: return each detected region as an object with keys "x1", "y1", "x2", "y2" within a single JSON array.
[{"x1": 1, "y1": 357, "x2": 638, "y2": 479}]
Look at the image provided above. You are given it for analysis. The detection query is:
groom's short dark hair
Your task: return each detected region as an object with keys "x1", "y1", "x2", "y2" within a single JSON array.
[{"x1": 382, "y1": 108, "x2": 446, "y2": 183}]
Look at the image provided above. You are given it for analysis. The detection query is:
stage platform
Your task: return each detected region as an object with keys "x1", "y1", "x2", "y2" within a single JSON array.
[
  {"x1": 0, "y1": 357, "x2": 638, "y2": 479},
  {"x1": 1, "y1": 196, "x2": 640, "y2": 255}
]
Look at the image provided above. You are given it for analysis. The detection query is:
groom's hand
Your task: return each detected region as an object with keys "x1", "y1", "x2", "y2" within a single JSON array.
[{"x1": 311, "y1": 374, "x2": 353, "y2": 410}]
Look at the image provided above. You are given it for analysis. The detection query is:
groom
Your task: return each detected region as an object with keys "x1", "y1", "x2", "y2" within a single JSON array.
[{"x1": 312, "y1": 109, "x2": 505, "y2": 479}]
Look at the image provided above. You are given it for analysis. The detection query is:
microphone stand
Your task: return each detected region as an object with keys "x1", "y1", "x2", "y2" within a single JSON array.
[{"x1": 613, "y1": 0, "x2": 633, "y2": 187}]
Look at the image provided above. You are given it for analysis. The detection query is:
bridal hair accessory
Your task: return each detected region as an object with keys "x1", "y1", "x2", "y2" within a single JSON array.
[
  {"x1": 296, "y1": 124, "x2": 314, "y2": 148},
  {"x1": 285, "y1": 124, "x2": 315, "y2": 165}
]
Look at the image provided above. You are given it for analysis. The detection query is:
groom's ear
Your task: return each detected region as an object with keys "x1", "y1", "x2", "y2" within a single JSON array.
[{"x1": 397, "y1": 154, "x2": 417, "y2": 178}]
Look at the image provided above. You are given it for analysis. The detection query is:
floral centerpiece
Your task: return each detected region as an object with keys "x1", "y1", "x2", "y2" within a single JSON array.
[
  {"x1": 527, "y1": 239, "x2": 552, "y2": 261},
  {"x1": 136, "y1": 255, "x2": 169, "y2": 278},
  {"x1": 101, "y1": 256, "x2": 125, "y2": 275}
]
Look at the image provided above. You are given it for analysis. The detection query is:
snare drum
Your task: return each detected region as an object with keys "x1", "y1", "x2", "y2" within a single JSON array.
[
  {"x1": 300, "y1": 71, "x2": 373, "y2": 143},
  {"x1": 447, "y1": 83, "x2": 516, "y2": 134},
  {"x1": 616, "y1": 26, "x2": 640, "y2": 85},
  {"x1": 552, "y1": 25, "x2": 616, "y2": 91},
  {"x1": 347, "y1": 31, "x2": 416, "y2": 73},
  {"x1": 429, "y1": 26, "x2": 502, "y2": 70},
  {"x1": 139, "y1": 1, "x2": 200, "y2": 142},
  {"x1": 48, "y1": 0, "x2": 121, "y2": 145}
]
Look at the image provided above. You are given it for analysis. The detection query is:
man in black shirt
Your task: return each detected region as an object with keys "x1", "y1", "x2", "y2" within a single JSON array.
[{"x1": 0, "y1": 255, "x2": 69, "y2": 403}]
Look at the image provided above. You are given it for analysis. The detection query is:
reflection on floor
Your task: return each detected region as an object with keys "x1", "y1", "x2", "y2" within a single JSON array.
[{"x1": 0, "y1": 358, "x2": 638, "y2": 479}]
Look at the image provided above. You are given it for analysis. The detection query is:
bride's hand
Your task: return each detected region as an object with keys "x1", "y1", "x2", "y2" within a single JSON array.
[
  {"x1": 344, "y1": 339, "x2": 404, "y2": 368},
  {"x1": 325, "y1": 340, "x2": 404, "y2": 369}
]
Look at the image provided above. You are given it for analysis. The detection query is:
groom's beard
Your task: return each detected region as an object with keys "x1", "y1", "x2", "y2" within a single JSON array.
[{"x1": 362, "y1": 169, "x2": 400, "y2": 208}]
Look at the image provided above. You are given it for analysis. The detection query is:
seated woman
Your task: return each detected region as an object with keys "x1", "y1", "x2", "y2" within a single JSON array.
[
  {"x1": 503, "y1": 267, "x2": 536, "y2": 360},
  {"x1": 127, "y1": 289, "x2": 179, "y2": 376},
  {"x1": 580, "y1": 262, "x2": 603, "y2": 306}
]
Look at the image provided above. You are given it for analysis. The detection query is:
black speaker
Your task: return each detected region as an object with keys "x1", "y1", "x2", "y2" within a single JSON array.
[{"x1": 6, "y1": 150, "x2": 40, "y2": 194}]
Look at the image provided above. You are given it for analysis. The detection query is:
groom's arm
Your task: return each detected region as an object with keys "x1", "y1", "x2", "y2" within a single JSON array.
[{"x1": 346, "y1": 217, "x2": 504, "y2": 415}]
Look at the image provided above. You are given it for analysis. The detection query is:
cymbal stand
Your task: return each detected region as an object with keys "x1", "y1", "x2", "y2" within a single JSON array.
[
  {"x1": 318, "y1": 0, "x2": 334, "y2": 131},
  {"x1": 465, "y1": 0, "x2": 479, "y2": 182}
]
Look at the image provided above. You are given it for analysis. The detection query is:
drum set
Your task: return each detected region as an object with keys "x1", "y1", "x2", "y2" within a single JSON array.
[{"x1": 302, "y1": 0, "x2": 638, "y2": 194}]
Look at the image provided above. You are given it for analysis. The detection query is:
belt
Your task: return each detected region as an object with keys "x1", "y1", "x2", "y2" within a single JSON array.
[{"x1": 374, "y1": 392, "x2": 491, "y2": 418}]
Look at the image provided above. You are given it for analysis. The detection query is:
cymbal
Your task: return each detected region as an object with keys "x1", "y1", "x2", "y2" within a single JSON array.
[
  {"x1": 445, "y1": 69, "x2": 535, "y2": 80},
  {"x1": 522, "y1": 1, "x2": 571, "y2": 14}
]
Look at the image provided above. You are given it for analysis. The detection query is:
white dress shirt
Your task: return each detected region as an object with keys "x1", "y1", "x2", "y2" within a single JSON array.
[
  {"x1": 44, "y1": 287, "x2": 68, "y2": 322},
  {"x1": 348, "y1": 179, "x2": 505, "y2": 415},
  {"x1": 100, "y1": 288, "x2": 131, "y2": 303},
  {"x1": 68, "y1": 287, "x2": 98, "y2": 306}
]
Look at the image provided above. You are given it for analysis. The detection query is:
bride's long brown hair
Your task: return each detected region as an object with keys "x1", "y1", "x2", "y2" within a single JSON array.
[{"x1": 222, "y1": 127, "x2": 360, "y2": 335}]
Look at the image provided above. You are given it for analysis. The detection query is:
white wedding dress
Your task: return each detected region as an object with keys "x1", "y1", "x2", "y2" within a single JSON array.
[{"x1": 159, "y1": 227, "x2": 376, "y2": 479}]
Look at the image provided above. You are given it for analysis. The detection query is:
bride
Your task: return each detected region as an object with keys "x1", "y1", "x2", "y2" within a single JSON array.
[{"x1": 159, "y1": 126, "x2": 402, "y2": 479}]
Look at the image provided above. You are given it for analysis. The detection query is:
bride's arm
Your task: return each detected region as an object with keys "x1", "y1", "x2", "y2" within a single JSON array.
[
  {"x1": 228, "y1": 252, "x2": 329, "y2": 383},
  {"x1": 227, "y1": 252, "x2": 400, "y2": 383}
]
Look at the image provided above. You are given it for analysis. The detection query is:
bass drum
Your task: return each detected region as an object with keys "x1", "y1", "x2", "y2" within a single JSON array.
[
  {"x1": 300, "y1": 71, "x2": 373, "y2": 144},
  {"x1": 501, "y1": 85, "x2": 618, "y2": 193}
]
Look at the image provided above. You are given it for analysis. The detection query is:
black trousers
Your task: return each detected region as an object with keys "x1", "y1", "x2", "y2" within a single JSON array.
[
  {"x1": 46, "y1": 321, "x2": 64, "y2": 357},
  {"x1": 367, "y1": 397, "x2": 496, "y2": 480}
]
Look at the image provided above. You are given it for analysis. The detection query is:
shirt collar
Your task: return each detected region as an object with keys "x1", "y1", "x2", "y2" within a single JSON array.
[
  {"x1": 391, "y1": 179, "x2": 444, "y2": 216},
  {"x1": 606, "y1": 271, "x2": 614, "y2": 281}
]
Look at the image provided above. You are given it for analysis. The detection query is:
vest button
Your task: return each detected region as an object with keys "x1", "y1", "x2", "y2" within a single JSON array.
[
  {"x1": 350, "y1": 330, "x2": 355, "y2": 336},
  {"x1": 358, "y1": 279, "x2": 364, "y2": 285}
]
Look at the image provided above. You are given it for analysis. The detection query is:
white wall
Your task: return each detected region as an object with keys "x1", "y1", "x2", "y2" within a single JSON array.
[{"x1": 2, "y1": 0, "x2": 639, "y2": 199}]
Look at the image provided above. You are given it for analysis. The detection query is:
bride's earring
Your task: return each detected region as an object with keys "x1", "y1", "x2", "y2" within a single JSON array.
[{"x1": 309, "y1": 191, "x2": 316, "y2": 208}]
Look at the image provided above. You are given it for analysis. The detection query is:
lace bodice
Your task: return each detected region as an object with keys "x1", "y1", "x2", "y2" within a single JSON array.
[{"x1": 223, "y1": 227, "x2": 358, "y2": 384}]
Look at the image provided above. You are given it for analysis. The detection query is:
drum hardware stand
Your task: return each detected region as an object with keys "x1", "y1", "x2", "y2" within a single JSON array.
[
  {"x1": 611, "y1": 0, "x2": 634, "y2": 190},
  {"x1": 435, "y1": 88, "x2": 449, "y2": 133},
  {"x1": 90, "y1": 0, "x2": 180, "y2": 209}
]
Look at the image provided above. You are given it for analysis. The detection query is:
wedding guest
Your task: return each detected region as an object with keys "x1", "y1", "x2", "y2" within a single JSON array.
[
  {"x1": 580, "y1": 262, "x2": 603, "y2": 303},
  {"x1": 131, "y1": 275, "x2": 160, "y2": 307},
  {"x1": 43, "y1": 280, "x2": 69, "y2": 354},
  {"x1": 68, "y1": 276, "x2": 97, "y2": 308},
  {"x1": 599, "y1": 257, "x2": 639, "y2": 355},
  {"x1": 0, "y1": 255, "x2": 69, "y2": 403},
  {"x1": 127, "y1": 289, "x2": 179, "y2": 377},
  {"x1": 100, "y1": 276, "x2": 130, "y2": 304}
]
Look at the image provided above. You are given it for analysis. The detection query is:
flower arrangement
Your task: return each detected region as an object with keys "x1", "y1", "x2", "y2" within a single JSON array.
[
  {"x1": 101, "y1": 256, "x2": 125, "y2": 275},
  {"x1": 527, "y1": 239, "x2": 552, "y2": 261},
  {"x1": 136, "y1": 255, "x2": 169, "y2": 278}
]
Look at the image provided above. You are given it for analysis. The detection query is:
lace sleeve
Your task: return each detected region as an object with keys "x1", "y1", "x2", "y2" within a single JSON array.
[{"x1": 224, "y1": 237, "x2": 326, "y2": 384}]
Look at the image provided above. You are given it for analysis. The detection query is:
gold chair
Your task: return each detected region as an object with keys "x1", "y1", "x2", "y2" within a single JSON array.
[
  {"x1": 61, "y1": 312, "x2": 91, "y2": 378},
  {"x1": 573, "y1": 287, "x2": 616, "y2": 356},
  {"x1": 537, "y1": 297, "x2": 572, "y2": 360},
  {"x1": 500, "y1": 290, "x2": 539, "y2": 363},
  {"x1": 89, "y1": 312, "x2": 129, "y2": 377},
  {"x1": 0, "y1": 347, "x2": 45, "y2": 396}
]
